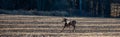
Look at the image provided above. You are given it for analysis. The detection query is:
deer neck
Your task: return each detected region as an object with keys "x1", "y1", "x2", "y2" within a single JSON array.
[
  {"x1": 64, "y1": 20, "x2": 70, "y2": 24},
  {"x1": 63, "y1": 20, "x2": 67, "y2": 24}
]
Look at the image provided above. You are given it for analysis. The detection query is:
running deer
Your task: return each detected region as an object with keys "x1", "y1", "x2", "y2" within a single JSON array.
[{"x1": 60, "y1": 18, "x2": 77, "y2": 32}]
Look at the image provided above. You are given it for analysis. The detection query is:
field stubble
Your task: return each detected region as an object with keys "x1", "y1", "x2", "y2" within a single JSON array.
[{"x1": 0, "y1": 15, "x2": 120, "y2": 37}]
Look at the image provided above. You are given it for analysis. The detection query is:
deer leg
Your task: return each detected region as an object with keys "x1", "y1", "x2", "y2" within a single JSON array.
[
  {"x1": 69, "y1": 26, "x2": 71, "y2": 32},
  {"x1": 72, "y1": 25, "x2": 76, "y2": 32},
  {"x1": 60, "y1": 26, "x2": 66, "y2": 32}
]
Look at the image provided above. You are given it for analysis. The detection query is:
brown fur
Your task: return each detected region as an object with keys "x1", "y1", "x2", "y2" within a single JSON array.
[{"x1": 61, "y1": 18, "x2": 76, "y2": 32}]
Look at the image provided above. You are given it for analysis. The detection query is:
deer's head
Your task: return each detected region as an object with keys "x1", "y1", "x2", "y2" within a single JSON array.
[{"x1": 62, "y1": 18, "x2": 67, "y2": 22}]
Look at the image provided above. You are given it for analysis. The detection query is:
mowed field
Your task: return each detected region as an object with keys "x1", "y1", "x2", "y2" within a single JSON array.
[{"x1": 0, "y1": 15, "x2": 120, "y2": 37}]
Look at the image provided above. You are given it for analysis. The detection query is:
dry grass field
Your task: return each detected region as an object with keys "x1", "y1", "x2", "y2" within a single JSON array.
[{"x1": 0, "y1": 15, "x2": 120, "y2": 37}]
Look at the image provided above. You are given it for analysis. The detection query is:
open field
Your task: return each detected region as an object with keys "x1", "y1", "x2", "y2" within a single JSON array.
[{"x1": 0, "y1": 15, "x2": 120, "y2": 37}]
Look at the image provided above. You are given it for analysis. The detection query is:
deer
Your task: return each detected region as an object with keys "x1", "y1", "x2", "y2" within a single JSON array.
[{"x1": 60, "y1": 18, "x2": 77, "y2": 32}]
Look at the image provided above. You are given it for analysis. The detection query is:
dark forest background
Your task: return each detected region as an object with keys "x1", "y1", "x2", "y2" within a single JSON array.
[{"x1": 0, "y1": 0, "x2": 120, "y2": 18}]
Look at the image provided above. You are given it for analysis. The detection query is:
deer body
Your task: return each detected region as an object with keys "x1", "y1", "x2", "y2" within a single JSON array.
[{"x1": 61, "y1": 18, "x2": 76, "y2": 32}]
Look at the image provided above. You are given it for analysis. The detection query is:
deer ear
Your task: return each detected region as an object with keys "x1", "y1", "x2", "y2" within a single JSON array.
[
  {"x1": 63, "y1": 18, "x2": 67, "y2": 19},
  {"x1": 62, "y1": 18, "x2": 68, "y2": 21}
]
